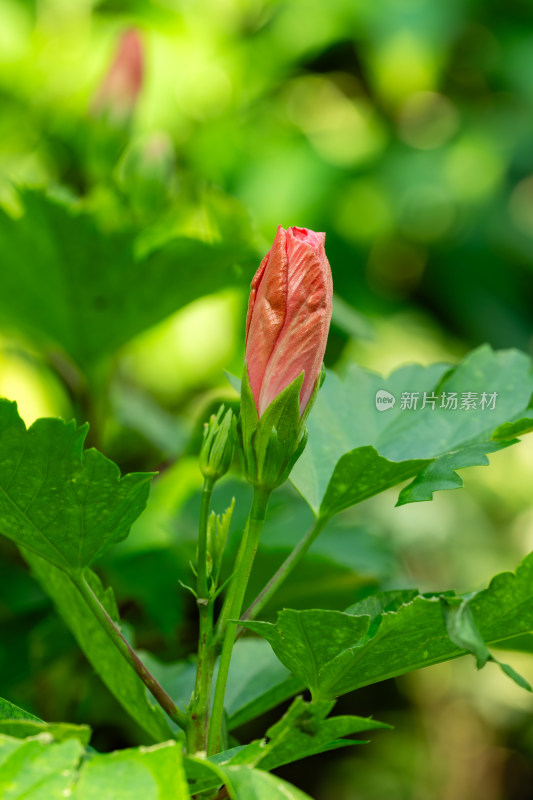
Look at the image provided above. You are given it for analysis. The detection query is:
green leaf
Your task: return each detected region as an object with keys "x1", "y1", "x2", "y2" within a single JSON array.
[
  {"x1": 491, "y1": 410, "x2": 533, "y2": 440},
  {"x1": 0, "y1": 720, "x2": 91, "y2": 746},
  {"x1": 291, "y1": 346, "x2": 533, "y2": 517},
  {"x1": 188, "y1": 757, "x2": 314, "y2": 800},
  {"x1": 442, "y1": 597, "x2": 532, "y2": 692},
  {"x1": 320, "y1": 447, "x2": 428, "y2": 517},
  {"x1": 442, "y1": 596, "x2": 490, "y2": 668},
  {"x1": 218, "y1": 766, "x2": 314, "y2": 800},
  {"x1": 224, "y1": 638, "x2": 303, "y2": 730},
  {"x1": 24, "y1": 553, "x2": 174, "y2": 743},
  {"x1": 243, "y1": 550, "x2": 533, "y2": 699},
  {"x1": 242, "y1": 610, "x2": 371, "y2": 699},
  {"x1": 344, "y1": 589, "x2": 420, "y2": 617},
  {"x1": 0, "y1": 400, "x2": 152, "y2": 575},
  {"x1": 74, "y1": 741, "x2": 188, "y2": 799},
  {"x1": 0, "y1": 735, "x2": 189, "y2": 800},
  {"x1": 493, "y1": 633, "x2": 533, "y2": 654},
  {"x1": 397, "y1": 441, "x2": 509, "y2": 505},
  {"x1": 0, "y1": 734, "x2": 84, "y2": 799},
  {"x1": 184, "y1": 752, "x2": 234, "y2": 796},
  {"x1": 0, "y1": 699, "x2": 39, "y2": 723},
  {"x1": 228, "y1": 696, "x2": 389, "y2": 770},
  {"x1": 0, "y1": 189, "x2": 255, "y2": 368}
]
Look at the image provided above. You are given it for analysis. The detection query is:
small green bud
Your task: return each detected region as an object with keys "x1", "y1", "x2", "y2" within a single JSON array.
[
  {"x1": 206, "y1": 498, "x2": 235, "y2": 585},
  {"x1": 199, "y1": 405, "x2": 235, "y2": 481}
]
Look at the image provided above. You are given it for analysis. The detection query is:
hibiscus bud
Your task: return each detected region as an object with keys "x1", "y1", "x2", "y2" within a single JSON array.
[
  {"x1": 238, "y1": 226, "x2": 332, "y2": 490},
  {"x1": 206, "y1": 498, "x2": 234, "y2": 584},
  {"x1": 92, "y1": 29, "x2": 144, "y2": 123},
  {"x1": 199, "y1": 406, "x2": 234, "y2": 481},
  {"x1": 245, "y1": 226, "x2": 333, "y2": 417}
]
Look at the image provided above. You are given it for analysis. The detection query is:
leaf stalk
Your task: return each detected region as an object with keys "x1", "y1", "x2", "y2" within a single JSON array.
[
  {"x1": 239, "y1": 514, "x2": 329, "y2": 632},
  {"x1": 72, "y1": 572, "x2": 187, "y2": 731}
]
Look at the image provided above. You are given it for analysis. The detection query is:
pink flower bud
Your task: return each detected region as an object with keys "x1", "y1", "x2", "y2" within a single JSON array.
[
  {"x1": 245, "y1": 226, "x2": 333, "y2": 418},
  {"x1": 92, "y1": 30, "x2": 144, "y2": 121}
]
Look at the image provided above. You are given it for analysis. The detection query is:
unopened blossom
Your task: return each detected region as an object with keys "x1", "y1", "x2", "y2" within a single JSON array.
[
  {"x1": 245, "y1": 226, "x2": 333, "y2": 417},
  {"x1": 92, "y1": 29, "x2": 144, "y2": 121}
]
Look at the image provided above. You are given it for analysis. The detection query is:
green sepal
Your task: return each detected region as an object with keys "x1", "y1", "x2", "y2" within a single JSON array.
[
  {"x1": 255, "y1": 371, "x2": 303, "y2": 462},
  {"x1": 301, "y1": 363, "x2": 325, "y2": 427},
  {"x1": 240, "y1": 365, "x2": 259, "y2": 457},
  {"x1": 238, "y1": 365, "x2": 308, "y2": 490}
]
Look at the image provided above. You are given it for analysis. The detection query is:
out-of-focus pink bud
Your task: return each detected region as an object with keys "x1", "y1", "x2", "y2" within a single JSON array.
[
  {"x1": 245, "y1": 226, "x2": 333, "y2": 418},
  {"x1": 92, "y1": 29, "x2": 144, "y2": 122}
]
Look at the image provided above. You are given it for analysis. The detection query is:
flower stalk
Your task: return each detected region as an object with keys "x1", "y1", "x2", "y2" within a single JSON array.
[
  {"x1": 187, "y1": 407, "x2": 235, "y2": 752},
  {"x1": 186, "y1": 477, "x2": 216, "y2": 752},
  {"x1": 207, "y1": 486, "x2": 271, "y2": 755}
]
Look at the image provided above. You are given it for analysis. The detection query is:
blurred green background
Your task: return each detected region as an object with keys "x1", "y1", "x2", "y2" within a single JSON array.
[{"x1": 1, "y1": 1, "x2": 533, "y2": 798}]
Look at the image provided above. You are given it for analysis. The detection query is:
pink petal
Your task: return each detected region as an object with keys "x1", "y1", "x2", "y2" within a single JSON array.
[
  {"x1": 245, "y1": 226, "x2": 288, "y2": 412},
  {"x1": 258, "y1": 228, "x2": 332, "y2": 415}
]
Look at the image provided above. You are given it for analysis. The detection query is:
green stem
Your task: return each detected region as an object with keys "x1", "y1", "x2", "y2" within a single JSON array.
[
  {"x1": 239, "y1": 515, "x2": 329, "y2": 631},
  {"x1": 187, "y1": 478, "x2": 216, "y2": 753},
  {"x1": 72, "y1": 572, "x2": 187, "y2": 730},
  {"x1": 187, "y1": 602, "x2": 216, "y2": 753},
  {"x1": 196, "y1": 479, "x2": 214, "y2": 602},
  {"x1": 207, "y1": 486, "x2": 271, "y2": 755}
]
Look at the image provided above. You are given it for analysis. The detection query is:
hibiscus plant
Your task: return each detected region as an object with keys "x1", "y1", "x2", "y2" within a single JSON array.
[{"x1": 1, "y1": 214, "x2": 533, "y2": 800}]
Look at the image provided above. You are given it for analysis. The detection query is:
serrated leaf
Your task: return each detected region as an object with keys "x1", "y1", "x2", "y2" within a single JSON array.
[
  {"x1": 320, "y1": 447, "x2": 428, "y2": 517},
  {"x1": 228, "y1": 695, "x2": 389, "y2": 770},
  {"x1": 290, "y1": 346, "x2": 533, "y2": 517},
  {"x1": 186, "y1": 696, "x2": 387, "y2": 796},
  {"x1": 74, "y1": 741, "x2": 188, "y2": 799},
  {"x1": 243, "y1": 550, "x2": 533, "y2": 699},
  {"x1": 243, "y1": 611, "x2": 371, "y2": 699},
  {"x1": 0, "y1": 189, "x2": 255, "y2": 368},
  {"x1": 397, "y1": 440, "x2": 510, "y2": 505},
  {"x1": 442, "y1": 597, "x2": 532, "y2": 692},
  {"x1": 0, "y1": 400, "x2": 152, "y2": 574},
  {"x1": 492, "y1": 415, "x2": 533, "y2": 439},
  {"x1": 24, "y1": 554, "x2": 174, "y2": 743},
  {"x1": 0, "y1": 734, "x2": 83, "y2": 799},
  {"x1": 344, "y1": 589, "x2": 420, "y2": 617}
]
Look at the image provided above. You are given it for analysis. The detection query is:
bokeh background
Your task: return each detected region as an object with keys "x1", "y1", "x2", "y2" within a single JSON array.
[{"x1": 1, "y1": 1, "x2": 533, "y2": 798}]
